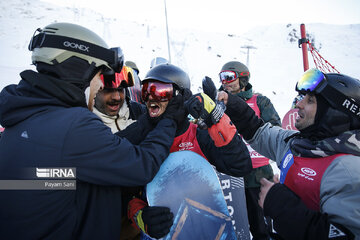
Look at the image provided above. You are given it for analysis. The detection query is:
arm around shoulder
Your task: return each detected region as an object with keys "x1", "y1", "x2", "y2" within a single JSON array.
[{"x1": 62, "y1": 111, "x2": 177, "y2": 186}]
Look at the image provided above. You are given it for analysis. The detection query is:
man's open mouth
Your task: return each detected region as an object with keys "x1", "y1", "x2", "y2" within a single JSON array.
[
  {"x1": 107, "y1": 102, "x2": 120, "y2": 112},
  {"x1": 148, "y1": 102, "x2": 161, "y2": 117}
]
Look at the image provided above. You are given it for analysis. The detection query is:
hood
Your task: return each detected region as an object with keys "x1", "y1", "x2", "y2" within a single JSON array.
[
  {"x1": 0, "y1": 70, "x2": 87, "y2": 128},
  {"x1": 236, "y1": 83, "x2": 253, "y2": 100}
]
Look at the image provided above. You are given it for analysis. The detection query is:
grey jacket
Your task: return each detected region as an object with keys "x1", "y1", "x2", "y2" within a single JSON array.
[{"x1": 248, "y1": 123, "x2": 360, "y2": 238}]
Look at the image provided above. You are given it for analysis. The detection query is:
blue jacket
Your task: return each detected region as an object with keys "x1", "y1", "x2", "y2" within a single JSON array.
[{"x1": 0, "y1": 70, "x2": 177, "y2": 240}]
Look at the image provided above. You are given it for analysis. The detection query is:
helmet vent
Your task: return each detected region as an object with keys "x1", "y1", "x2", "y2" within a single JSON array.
[
  {"x1": 45, "y1": 27, "x2": 59, "y2": 30},
  {"x1": 43, "y1": 27, "x2": 58, "y2": 34},
  {"x1": 338, "y1": 81, "x2": 347, "y2": 88}
]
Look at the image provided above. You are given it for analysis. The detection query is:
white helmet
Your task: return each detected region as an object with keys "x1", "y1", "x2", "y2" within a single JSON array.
[{"x1": 29, "y1": 22, "x2": 123, "y2": 73}]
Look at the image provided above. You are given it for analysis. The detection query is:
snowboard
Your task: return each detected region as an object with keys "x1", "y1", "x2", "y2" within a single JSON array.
[
  {"x1": 216, "y1": 172, "x2": 250, "y2": 240},
  {"x1": 146, "y1": 151, "x2": 237, "y2": 240},
  {"x1": 281, "y1": 108, "x2": 299, "y2": 130}
]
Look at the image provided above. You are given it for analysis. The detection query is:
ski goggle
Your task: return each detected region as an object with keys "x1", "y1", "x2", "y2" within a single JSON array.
[
  {"x1": 296, "y1": 68, "x2": 326, "y2": 93},
  {"x1": 141, "y1": 81, "x2": 173, "y2": 102},
  {"x1": 219, "y1": 70, "x2": 250, "y2": 83},
  {"x1": 28, "y1": 28, "x2": 124, "y2": 73},
  {"x1": 101, "y1": 66, "x2": 134, "y2": 89},
  {"x1": 296, "y1": 68, "x2": 360, "y2": 120}
]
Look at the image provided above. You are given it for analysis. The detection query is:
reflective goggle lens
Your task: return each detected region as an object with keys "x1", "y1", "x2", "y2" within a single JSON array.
[
  {"x1": 219, "y1": 71, "x2": 237, "y2": 83},
  {"x1": 141, "y1": 81, "x2": 173, "y2": 102},
  {"x1": 101, "y1": 66, "x2": 135, "y2": 89},
  {"x1": 291, "y1": 94, "x2": 305, "y2": 109},
  {"x1": 296, "y1": 68, "x2": 325, "y2": 92}
]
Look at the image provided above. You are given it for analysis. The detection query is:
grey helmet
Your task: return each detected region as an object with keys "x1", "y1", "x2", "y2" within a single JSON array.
[
  {"x1": 143, "y1": 63, "x2": 190, "y2": 90},
  {"x1": 125, "y1": 61, "x2": 139, "y2": 74},
  {"x1": 28, "y1": 22, "x2": 124, "y2": 88},
  {"x1": 221, "y1": 61, "x2": 250, "y2": 89}
]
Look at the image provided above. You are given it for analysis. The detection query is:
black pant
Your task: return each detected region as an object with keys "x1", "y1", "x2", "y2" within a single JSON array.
[{"x1": 245, "y1": 187, "x2": 272, "y2": 240}]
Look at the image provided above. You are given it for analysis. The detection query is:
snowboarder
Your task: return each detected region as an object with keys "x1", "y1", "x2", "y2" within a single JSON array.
[
  {"x1": 122, "y1": 63, "x2": 252, "y2": 239},
  {"x1": 214, "y1": 68, "x2": 360, "y2": 239},
  {"x1": 94, "y1": 69, "x2": 145, "y2": 133},
  {"x1": 0, "y1": 22, "x2": 186, "y2": 240},
  {"x1": 219, "y1": 61, "x2": 281, "y2": 240}
]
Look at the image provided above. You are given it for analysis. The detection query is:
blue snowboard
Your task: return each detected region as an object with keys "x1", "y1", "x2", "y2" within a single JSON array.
[{"x1": 146, "y1": 151, "x2": 237, "y2": 240}]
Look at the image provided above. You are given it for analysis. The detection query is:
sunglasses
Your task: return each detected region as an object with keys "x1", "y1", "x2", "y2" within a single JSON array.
[
  {"x1": 28, "y1": 28, "x2": 124, "y2": 73},
  {"x1": 219, "y1": 70, "x2": 249, "y2": 84},
  {"x1": 296, "y1": 68, "x2": 360, "y2": 119},
  {"x1": 101, "y1": 66, "x2": 134, "y2": 89},
  {"x1": 141, "y1": 81, "x2": 173, "y2": 102}
]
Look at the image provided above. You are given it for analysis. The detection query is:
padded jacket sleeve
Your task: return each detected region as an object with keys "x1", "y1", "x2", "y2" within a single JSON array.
[
  {"x1": 62, "y1": 109, "x2": 176, "y2": 186},
  {"x1": 197, "y1": 129, "x2": 252, "y2": 177},
  {"x1": 264, "y1": 183, "x2": 355, "y2": 240},
  {"x1": 116, "y1": 114, "x2": 153, "y2": 145},
  {"x1": 225, "y1": 93, "x2": 264, "y2": 141}
]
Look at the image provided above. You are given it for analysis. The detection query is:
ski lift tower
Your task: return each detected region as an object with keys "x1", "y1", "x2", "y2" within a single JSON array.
[
  {"x1": 241, "y1": 45, "x2": 257, "y2": 67},
  {"x1": 164, "y1": 0, "x2": 171, "y2": 63}
]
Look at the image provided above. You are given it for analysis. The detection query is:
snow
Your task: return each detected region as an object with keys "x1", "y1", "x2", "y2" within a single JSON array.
[
  {"x1": 1, "y1": 0, "x2": 360, "y2": 117},
  {"x1": 1, "y1": 0, "x2": 360, "y2": 147}
]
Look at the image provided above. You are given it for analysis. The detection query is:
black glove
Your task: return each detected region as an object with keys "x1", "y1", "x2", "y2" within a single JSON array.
[
  {"x1": 161, "y1": 93, "x2": 187, "y2": 127},
  {"x1": 136, "y1": 206, "x2": 174, "y2": 239},
  {"x1": 202, "y1": 76, "x2": 217, "y2": 101},
  {"x1": 181, "y1": 88, "x2": 193, "y2": 101},
  {"x1": 185, "y1": 93, "x2": 225, "y2": 129}
]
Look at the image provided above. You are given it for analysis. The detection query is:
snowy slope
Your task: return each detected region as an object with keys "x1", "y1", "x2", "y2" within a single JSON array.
[{"x1": 1, "y1": 0, "x2": 360, "y2": 119}]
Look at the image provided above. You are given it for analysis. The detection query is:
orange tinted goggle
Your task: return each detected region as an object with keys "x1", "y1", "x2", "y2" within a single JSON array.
[
  {"x1": 101, "y1": 66, "x2": 135, "y2": 89},
  {"x1": 141, "y1": 81, "x2": 173, "y2": 102}
]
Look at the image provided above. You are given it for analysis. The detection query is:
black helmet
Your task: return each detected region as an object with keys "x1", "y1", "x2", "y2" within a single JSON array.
[
  {"x1": 221, "y1": 61, "x2": 250, "y2": 88},
  {"x1": 142, "y1": 63, "x2": 190, "y2": 90},
  {"x1": 322, "y1": 73, "x2": 360, "y2": 109},
  {"x1": 298, "y1": 71, "x2": 360, "y2": 139}
]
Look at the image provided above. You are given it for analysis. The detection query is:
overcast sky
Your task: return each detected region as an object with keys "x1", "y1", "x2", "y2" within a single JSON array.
[{"x1": 44, "y1": 0, "x2": 360, "y2": 34}]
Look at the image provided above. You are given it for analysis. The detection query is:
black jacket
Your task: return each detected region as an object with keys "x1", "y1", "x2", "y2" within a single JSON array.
[
  {"x1": 120, "y1": 114, "x2": 252, "y2": 177},
  {"x1": 0, "y1": 70, "x2": 177, "y2": 240}
]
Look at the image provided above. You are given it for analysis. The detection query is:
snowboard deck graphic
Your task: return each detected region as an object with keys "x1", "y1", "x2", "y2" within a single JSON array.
[
  {"x1": 216, "y1": 172, "x2": 250, "y2": 240},
  {"x1": 146, "y1": 151, "x2": 237, "y2": 240}
]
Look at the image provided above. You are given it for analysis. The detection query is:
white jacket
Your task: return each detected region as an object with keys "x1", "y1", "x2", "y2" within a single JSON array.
[{"x1": 93, "y1": 101, "x2": 136, "y2": 133}]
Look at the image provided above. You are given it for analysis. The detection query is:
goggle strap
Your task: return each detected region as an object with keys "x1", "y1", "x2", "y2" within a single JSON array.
[
  {"x1": 322, "y1": 85, "x2": 360, "y2": 120},
  {"x1": 30, "y1": 33, "x2": 115, "y2": 65}
]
